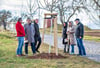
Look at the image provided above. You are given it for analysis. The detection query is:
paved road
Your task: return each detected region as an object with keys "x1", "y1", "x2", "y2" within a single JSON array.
[{"x1": 43, "y1": 34, "x2": 100, "y2": 62}]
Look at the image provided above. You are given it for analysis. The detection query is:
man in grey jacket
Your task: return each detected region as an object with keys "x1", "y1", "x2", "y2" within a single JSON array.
[{"x1": 24, "y1": 17, "x2": 36, "y2": 56}]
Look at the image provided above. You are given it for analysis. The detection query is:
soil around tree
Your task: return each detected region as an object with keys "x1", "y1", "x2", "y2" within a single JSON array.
[{"x1": 27, "y1": 53, "x2": 67, "y2": 59}]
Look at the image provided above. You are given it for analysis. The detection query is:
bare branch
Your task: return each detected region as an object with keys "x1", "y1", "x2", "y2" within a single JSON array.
[{"x1": 93, "y1": 0, "x2": 100, "y2": 8}]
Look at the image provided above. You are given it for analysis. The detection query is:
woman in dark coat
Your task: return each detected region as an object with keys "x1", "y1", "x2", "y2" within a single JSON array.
[{"x1": 62, "y1": 22, "x2": 69, "y2": 53}]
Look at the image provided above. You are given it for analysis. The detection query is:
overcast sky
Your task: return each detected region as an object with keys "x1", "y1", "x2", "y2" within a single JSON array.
[
  {"x1": 0, "y1": 0, "x2": 22, "y2": 13},
  {"x1": 0, "y1": 0, "x2": 100, "y2": 29},
  {"x1": 0, "y1": 0, "x2": 40, "y2": 16}
]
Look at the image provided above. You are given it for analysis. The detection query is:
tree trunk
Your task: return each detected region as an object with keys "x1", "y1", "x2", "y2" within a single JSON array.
[{"x1": 3, "y1": 21, "x2": 6, "y2": 30}]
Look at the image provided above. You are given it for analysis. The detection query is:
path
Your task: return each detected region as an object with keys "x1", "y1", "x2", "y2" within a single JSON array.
[{"x1": 43, "y1": 34, "x2": 100, "y2": 62}]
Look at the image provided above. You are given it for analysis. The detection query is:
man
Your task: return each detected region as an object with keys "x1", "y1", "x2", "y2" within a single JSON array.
[
  {"x1": 34, "y1": 19, "x2": 41, "y2": 53},
  {"x1": 24, "y1": 18, "x2": 36, "y2": 56},
  {"x1": 15, "y1": 18, "x2": 25, "y2": 57},
  {"x1": 75, "y1": 18, "x2": 86, "y2": 56}
]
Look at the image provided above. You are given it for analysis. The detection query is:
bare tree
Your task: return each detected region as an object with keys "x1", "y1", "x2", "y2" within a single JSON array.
[
  {"x1": 39, "y1": 0, "x2": 59, "y2": 13},
  {"x1": 39, "y1": 0, "x2": 99, "y2": 26},
  {"x1": 0, "y1": 10, "x2": 12, "y2": 30},
  {"x1": 84, "y1": 0, "x2": 100, "y2": 25},
  {"x1": 93, "y1": 0, "x2": 100, "y2": 8},
  {"x1": 56, "y1": 0, "x2": 88, "y2": 24},
  {"x1": 25, "y1": 0, "x2": 39, "y2": 18}
]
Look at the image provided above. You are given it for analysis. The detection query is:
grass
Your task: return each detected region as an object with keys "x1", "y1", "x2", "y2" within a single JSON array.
[
  {"x1": 84, "y1": 36, "x2": 100, "y2": 42},
  {"x1": 0, "y1": 31, "x2": 100, "y2": 68}
]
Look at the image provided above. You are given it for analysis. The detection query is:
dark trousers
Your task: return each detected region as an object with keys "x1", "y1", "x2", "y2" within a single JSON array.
[
  {"x1": 25, "y1": 42, "x2": 36, "y2": 54},
  {"x1": 34, "y1": 37, "x2": 41, "y2": 51},
  {"x1": 76, "y1": 38, "x2": 86, "y2": 55},
  {"x1": 62, "y1": 38, "x2": 69, "y2": 53}
]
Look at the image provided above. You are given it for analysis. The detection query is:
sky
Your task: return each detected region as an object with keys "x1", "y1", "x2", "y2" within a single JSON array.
[{"x1": 0, "y1": 0, "x2": 100, "y2": 29}]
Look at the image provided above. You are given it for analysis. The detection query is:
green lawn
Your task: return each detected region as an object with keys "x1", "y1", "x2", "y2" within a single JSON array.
[
  {"x1": 0, "y1": 31, "x2": 100, "y2": 68},
  {"x1": 84, "y1": 36, "x2": 100, "y2": 42}
]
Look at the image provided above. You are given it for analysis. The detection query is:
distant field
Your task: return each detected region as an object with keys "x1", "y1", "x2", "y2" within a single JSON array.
[{"x1": 40, "y1": 24, "x2": 100, "y2": 42}]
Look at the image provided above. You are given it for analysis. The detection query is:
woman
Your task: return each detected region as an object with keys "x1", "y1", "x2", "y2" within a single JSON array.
[
  {"x1": 15, "y1": 18, "x2": 25, "y2": 57},
  {"x1": 67, "y1": 21, "x2": 76, "y2": 54},
  {"x1": 62, "y1": 22, "x2": 68, "y2": 53}
]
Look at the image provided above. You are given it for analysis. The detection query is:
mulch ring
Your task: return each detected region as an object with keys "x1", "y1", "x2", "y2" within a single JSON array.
[{"x1": 27, "y1": 53, "x2": 67, "y2": 59}]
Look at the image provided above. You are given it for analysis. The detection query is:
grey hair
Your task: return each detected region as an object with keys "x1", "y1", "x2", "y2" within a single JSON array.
[{"x1": 69, "y1": 21, "x2": 74, "y2": 26}]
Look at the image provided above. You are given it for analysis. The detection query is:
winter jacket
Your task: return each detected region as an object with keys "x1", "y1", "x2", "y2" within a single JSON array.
[
  {"x1": 75, "y1": 22, "x2": 84, "y2": 38},
  {"x1": 67, "y1": 26, "x2": 76, "y2": 45},
  {"x1": 34, "y1": 23, "x2": 40, "y2": 37},
  {"x1": 62, "y1": 22, "x2": 68, "y2": 44},
  {"x1": 24, "y1": 23, "x2": 35, "y2": 43},
  {"x1": 15, "y1": 21, "x2": 25, "y2": 37},
  {"x1": 62, "y1": 22, "x2": 68, "y2": 38}
]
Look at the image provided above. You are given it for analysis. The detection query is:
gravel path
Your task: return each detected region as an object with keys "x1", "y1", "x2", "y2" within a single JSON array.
[{"x1": 43, "y1": 34, "x2": 100, "y2": 62}]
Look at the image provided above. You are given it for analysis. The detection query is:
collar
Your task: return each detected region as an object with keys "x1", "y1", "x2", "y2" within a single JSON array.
[
  {"x1": 77, "y1": 22, "x2": 80, "y2": 25},
  {"x1": 17, "y1": 21, "x2": 21, "y2": 24},
  {"x1": 28, "y1": 23, "x2": 31, "y2": 25}
]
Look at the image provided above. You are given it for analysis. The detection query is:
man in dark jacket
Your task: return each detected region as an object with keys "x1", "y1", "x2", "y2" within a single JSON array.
[
  {"x1": 34, "y1": 19, "x2": 41, "y2": 53},
  {"x1": 75, "y1": 18, "x2": 86, "y2": 56}
]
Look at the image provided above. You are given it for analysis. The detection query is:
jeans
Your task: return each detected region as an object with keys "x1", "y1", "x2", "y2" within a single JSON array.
[
  {"x1": 76, "y1": 38, "x2": 86, "y2": 55},
  {"x1": 34, "y1": 37, "x2": 41, "y2": 51},
  {"x1": 16, "y1": 37, "x2": 24, "y2": 55},
  {"x1": 25, "y1": 42, "x2": 36, "y2": 54},
  {"x1": 71, "y1": 45, "x2": 74, "y2": 53}
]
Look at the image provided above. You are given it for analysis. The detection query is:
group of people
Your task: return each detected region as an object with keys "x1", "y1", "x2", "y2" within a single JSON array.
[
  {"x1": 15, "y1": 17, "x2": 41, "y2": 57},
  {"x1": 62, "y1": 18, "x2": 86, "y2": 56},
  {"x1": 15, "y1": 17, "x2": 86, "y2": 57}
]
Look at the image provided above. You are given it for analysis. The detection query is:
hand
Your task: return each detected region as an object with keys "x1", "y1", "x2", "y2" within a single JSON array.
[
  {"x1": 16, "y1": 38, "x2": 18, "y2": 41},
  {"x1": 25, "y1": 38, "x2": 27, "y2": 40},
  {"x1": 80, "y1": 36, "x2": 82, "y2": 39},
  {"x1": 66, "y1": 31, "x2": 69, "y2": 34}
]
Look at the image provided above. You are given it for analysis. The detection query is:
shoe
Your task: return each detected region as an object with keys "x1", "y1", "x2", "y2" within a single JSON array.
[
  {"x1": 33, "y1": 53, "x2": 36, "y2": 56},
  {"x1": 21, "y1": 54, "x2": 25, "y2": 56},
  {"x1": 77, "y1": 54, "x2": 81, "y2": 56},
  {"x1": 70, "y1": 52, "x2": 74, "y2": 55},
  {"x1": 36, "y1": 50, "x2": 40, "y2": 53},
  {"x1": 16, "y1": 55, "x2": 21, "y2": 57},
  {"x1": 25, "y1": 54, "x2": 28, "y2": 57}
]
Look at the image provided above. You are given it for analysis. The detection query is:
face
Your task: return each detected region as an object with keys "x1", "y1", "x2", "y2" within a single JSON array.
[
  {"x1": 63, "y1": 23, "x2": 66, "y2": 26},
  {"x1": 27, "y1": 19, "x2": 31, "y2": 24},
  {"x1": 75, "y1": 20, "x2": 79, "y2": 25},
  {"x1": 35, "y1": 19, "x2": 38, "y2": 24},
  {"x1": 19, "y1": 19, "x2": 22, "y2": 23},
  {"x1": 69, "y1": 22, "x2": 72, "y2": 27}
]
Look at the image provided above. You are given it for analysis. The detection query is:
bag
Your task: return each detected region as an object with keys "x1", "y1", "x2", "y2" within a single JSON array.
[{"x1": 62, "y1": 38, "x2": 68, "y2": 44}]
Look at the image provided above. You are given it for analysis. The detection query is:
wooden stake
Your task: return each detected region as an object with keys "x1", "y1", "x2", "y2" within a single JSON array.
[
  {"x1": 42, "y1": 15, "x2": 46, "y2": 45},
  {"x1": 54, "y1": 16, "x2": 58, "y2": 56}
]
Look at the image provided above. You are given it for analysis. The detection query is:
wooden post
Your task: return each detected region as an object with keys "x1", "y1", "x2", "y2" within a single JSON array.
[
  {"x1": 54, "y1": 16, "x2": 58, "y2": 56},
  {"x1": 42, "y1": 15, "x2": 46, "y2": 45}
]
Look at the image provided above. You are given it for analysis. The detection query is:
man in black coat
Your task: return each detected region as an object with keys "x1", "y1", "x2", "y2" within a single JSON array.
[
  {"x1": 34, "y1": 19, "x2": 41, "y2": 53},
  {"x1": 75, "y1": 18, "x2": 86, "y2": 56}
]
